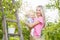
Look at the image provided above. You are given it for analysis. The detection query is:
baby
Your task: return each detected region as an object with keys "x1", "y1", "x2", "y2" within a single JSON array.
[{"x1": 26, "y1": 11, "x2": 35, "y2": 37}]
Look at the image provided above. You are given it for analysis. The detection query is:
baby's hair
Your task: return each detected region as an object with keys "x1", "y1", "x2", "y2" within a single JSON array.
[
  {"x1": 25, "y1": 10, "x2": 35, "y2": 17},
  {"x1": 28, "y1": 10, "x2": 35, "y2": 14}
]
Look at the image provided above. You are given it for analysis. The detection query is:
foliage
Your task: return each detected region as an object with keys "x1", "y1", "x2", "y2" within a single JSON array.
[
  {"x1": 9, "y1": 36, "x2": 20, "y2": 40},
  {"x1": 19, "y1": 17, "x2": 30, "y2": 40},
  {"x1": 46, "y1": 0, "x2": 60, "y2": 17},
  {"x1": 9, "y1": 28, "x2": 30, "y2": 40},
  {"x1": 2, "y1": 0, "x2": 22, "y2": 19},
  {"x1": 0, "y1": 10, "x2": 3, "y2": 40},
  {"x1": 22, "y1": 28, "x2": 30, "y2": 40},
  {"x1": 44, "y1": 0, "x2": 60, "y2": 40},
  {"x1": 46, "y1": 0, "x2": 60, "y2": 10},
  {"x1": 0, "y1": 17, "x2": 3, "y2": 40},
  {"x1": 42, "y1": 22, "x2": 60, "y2": 40},
  {"x1": 0, "y1": 0, "x2": 22, "y2": 40}
]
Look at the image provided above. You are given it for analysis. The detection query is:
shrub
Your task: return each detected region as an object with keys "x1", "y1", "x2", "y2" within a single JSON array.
[{"x1": 42, "y1": 22, "x2": 60, "y2": 40}]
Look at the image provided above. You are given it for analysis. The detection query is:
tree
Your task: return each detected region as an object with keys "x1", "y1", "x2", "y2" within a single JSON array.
[
  {"x1": 46, "y1": 0, "x2": 60, "y2": 17},
  {"x1": 42, "y1": 0, "x2": 60, "y2": 40},
  {"x1": 0, "y1": 0, "x2": 22, "y2": 40}
]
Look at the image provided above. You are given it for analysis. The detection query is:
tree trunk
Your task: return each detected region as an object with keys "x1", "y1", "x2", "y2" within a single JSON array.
[
  {"x1": 2, "y1": 8, "x2": 8, "y2": 40},
  {"x1": 15, "y1": 10, "x2": 24, "y2": 40}
]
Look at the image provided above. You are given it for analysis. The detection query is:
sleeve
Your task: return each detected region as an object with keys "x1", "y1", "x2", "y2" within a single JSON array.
[{"x1": 37, "y1": 17, "x2": 44, "y2": 24}]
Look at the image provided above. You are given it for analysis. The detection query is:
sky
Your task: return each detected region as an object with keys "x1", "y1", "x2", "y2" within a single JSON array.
[{"x1": 18, "y1": 0, "x2": 59, "y2": 23}]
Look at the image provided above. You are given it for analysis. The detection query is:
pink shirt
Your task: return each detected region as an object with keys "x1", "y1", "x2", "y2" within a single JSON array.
[{"x1": 34, "y1": 17, "x2": 44, "y2": 37}]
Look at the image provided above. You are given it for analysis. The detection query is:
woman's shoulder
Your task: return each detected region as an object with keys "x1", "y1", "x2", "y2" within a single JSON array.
[
  {"x1": 35, "y1": 16, "x2": 43, "y2": 19},
  {"x1": 34, "y1": 16, "x2": 43, "y2": 21},
  {"x1": 39, "y1": 16, "x2": 43, "y2": 19}
]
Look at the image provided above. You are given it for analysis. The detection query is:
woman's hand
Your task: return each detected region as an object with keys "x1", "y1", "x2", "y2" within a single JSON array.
[{"x1": 24, "y1": 20, "x2": 40, "y2": 28}]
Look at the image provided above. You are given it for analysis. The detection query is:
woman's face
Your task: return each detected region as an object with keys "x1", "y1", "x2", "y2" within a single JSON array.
[{"x1": 36, "y1": 7, "x2": 42, "y2": 17}]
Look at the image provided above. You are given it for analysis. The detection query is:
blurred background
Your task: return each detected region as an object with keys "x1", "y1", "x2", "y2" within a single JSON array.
[{"x1": 0, "y1": 0, "x2": 60, "y2": 40}]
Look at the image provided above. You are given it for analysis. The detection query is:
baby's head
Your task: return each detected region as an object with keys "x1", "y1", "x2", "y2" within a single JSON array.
[
  {"x1": 29, "y1": 11, "x2": 35, "y2": 19},
  {"x1": 26, "y1": 10, "x2": 35, "y2": 19}
]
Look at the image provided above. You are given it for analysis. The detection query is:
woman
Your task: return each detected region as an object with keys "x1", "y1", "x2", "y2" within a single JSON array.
[{"x1": 25, "y1": 5, "x2": 45, "y2": 40}]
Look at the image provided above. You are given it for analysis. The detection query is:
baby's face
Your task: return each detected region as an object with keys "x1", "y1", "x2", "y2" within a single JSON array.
[{"x1": 29, "y1": 13, "x2": 35, "y2": 19}]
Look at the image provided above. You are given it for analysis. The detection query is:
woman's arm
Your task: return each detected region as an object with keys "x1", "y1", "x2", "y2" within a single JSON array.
[{"x1": 25, "y1": 20, "x2": 40, "y2": 28}]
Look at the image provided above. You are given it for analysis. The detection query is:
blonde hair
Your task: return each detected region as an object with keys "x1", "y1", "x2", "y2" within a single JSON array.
[
  {"x1": 36, "y1": 5, "x2": 46, "y2": 27},
  {"x1": 36, "y1": 5, "x2": 45, "y2": 18},
  {"x1": 25, "y1": 10, "x2": 36, "y2": 17}
]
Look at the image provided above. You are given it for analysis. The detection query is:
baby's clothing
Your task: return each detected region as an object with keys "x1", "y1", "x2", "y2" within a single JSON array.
[{"x1": 27, "y1": 17, "x2": 34, "y2": 36}]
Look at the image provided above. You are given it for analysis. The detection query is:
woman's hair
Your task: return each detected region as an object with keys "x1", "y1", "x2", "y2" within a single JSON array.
[
  {"x1": 36, "y1": 5, "x2": 43, "y2": 16},
  {"x1": 36, "y1": 5, "x2": 46, "y2": 27}
]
